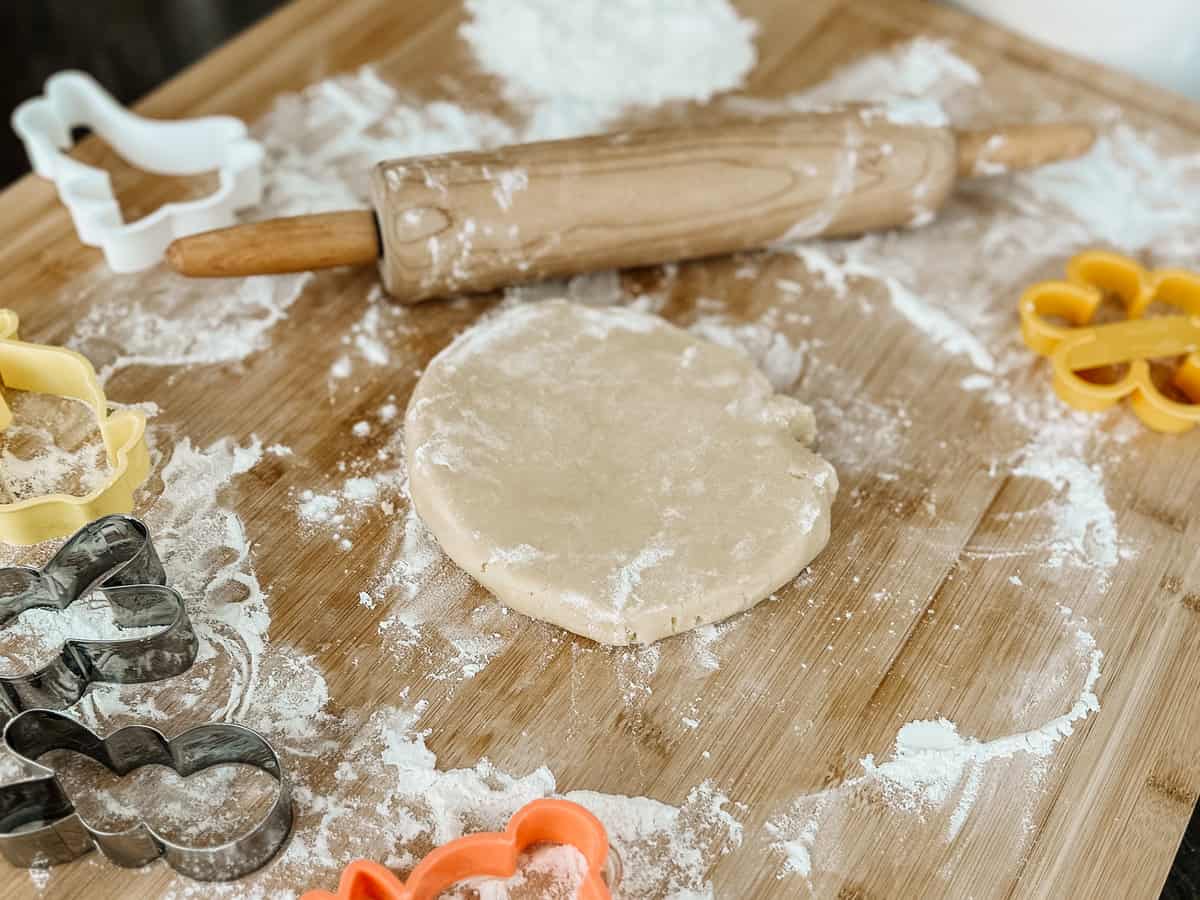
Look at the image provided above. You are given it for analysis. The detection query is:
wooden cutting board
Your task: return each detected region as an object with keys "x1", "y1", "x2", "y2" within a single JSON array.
[{"x1": 0, "y1": 1, "x2": 1198, "y2": 898}]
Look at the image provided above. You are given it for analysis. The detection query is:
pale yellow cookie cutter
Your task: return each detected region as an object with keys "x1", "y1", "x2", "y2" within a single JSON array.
[
  {"x1": 1019, "y1": 251, "x2": 1200, "y2": 433},
  {"x1": 0, "y1": 309, "x2": 148, "y2": 544}
]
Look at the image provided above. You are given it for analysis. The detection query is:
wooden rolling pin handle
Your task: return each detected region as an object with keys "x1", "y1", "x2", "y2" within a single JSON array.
[
  {"x1": 955, "y1": 122, "x2": 1095, "y2": 178},
  {"x1": 165, "y1": 210, "x2": 380, "y2": 277}
]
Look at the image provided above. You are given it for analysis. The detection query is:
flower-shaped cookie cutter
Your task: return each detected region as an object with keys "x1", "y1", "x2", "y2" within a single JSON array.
[
  {"x1": 11, "y1": 70, "x2": 263, "y2": 272},
  {"x1": 301, "y1": 798, "x2": 616, "y2": 900},
  {"x1": 0, "y1": 309, "x2": 149, "y2": 545},
  {"x1": 0, "y1": 708, "x2": 293, "y2": 880},
  {"x1": 1019, "y1": 250, "x2": 1200, "y2": 433},
  {"x1": 0, "y1": 515, "x2": 197, "y2": 724}
]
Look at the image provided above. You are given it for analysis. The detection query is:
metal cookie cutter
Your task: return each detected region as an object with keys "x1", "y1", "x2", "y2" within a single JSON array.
[
  {"x1": 302, "y1": 798, "x2": 617, "y2": 900},
  {"x1": 1020, "y1": 250, "x2": 1200, "y2": 433},
  {"x1": 11, "y1": 70, "x2": 263, "y2": 272},
  {"x1": 1, "y1": 515, "x2": 196, "y2": 722},
  {"x1": 0, "y1": 709, "x2": 293, "y2": 880},
  {"x1": 0, "y1": 309, "x2": 150, "y2": 545}
]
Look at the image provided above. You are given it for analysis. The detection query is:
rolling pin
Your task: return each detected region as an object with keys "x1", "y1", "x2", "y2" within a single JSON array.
[{"x1": 166, "y1": 109, "x2": 1095, "y2": 303}]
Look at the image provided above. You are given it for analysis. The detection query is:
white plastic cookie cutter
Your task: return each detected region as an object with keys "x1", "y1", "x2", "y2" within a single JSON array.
[{"x1": 11, "y1": 70, "x2": 263, "y2": 272}]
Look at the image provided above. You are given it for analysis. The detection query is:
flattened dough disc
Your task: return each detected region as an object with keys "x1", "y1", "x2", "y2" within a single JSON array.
[{"x1": 405, "y1": 300, "x2": 838, "y2": 645}]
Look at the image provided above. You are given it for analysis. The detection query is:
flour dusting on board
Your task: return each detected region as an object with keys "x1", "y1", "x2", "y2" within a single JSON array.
[
  {"x1": 737, "y1": 30, "x2": 1200, "y2": 885},
  {"x1": 0, "y1": 416, "x2": 741, "y2": 898},
  {"x1": 67, "y1": 270, "x2": 312, "y2": 382},
  {"x1": 0, "y1": 426, "x2": 333, "y2": 746},
  {"x1": 1011, "y1": 413, "x2": 1121, "y2": 576},
  {"x1": 862, "y1": 626, "x2": 1101, "y2": 836},
  {"x1": 7, "y1": 0, "x2": 1198, "y2": 893},
  {"x1": 766, "y1": 614, "x2": 1102, "y2": 882},
  {"x1": 767, "y1": 37, "x2": 1180, "y2": 590},
  {"x1": 153, "y1": 698, "x2": 742, "y2": 899},
  {"x1": 797, "y1": 37, "x2": 981, "y2": 111},
  {"x1": 972, "y1": 123, "x2": 1200, "y2": 257},
  {"x1": 727, "y1": 36, "x2": 981, "y2": 131},
  {"x1": 686, "y1": 299, "x2": 815, "y2": 392}
]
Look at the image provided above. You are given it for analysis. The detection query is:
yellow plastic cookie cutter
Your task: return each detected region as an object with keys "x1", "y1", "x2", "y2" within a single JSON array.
[
  {"x1": 1019, "y1": 251, "x2": 1200, "y2": 433},
  {"x1": 0, "y1": 309, "x2": 149, "y2": 544}
]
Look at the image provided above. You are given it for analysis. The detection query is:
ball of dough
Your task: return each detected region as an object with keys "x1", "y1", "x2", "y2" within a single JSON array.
[{"x1": 405, "y1": 300, "x2": 838, "y2": 645}]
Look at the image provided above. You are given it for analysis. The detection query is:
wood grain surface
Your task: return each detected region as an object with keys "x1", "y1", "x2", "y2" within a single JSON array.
[{"x1": 0, "y1": 1, "x2": 1198, "y2": 898}]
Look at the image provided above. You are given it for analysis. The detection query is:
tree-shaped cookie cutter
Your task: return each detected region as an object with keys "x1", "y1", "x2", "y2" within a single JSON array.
[
  {"x1": 1019, "y1": 250, "x2": 1200, "y2": 433},
  {"x1": 0, "y1": 709, "x2": 293, "y2": 880},
  {"x1": 11, "y1": 70, "x2": 263, "y2": 272},
  {"x1": 301, "y1": 798, "x2": 617, "y2": 900},
  {"x1": 0, "y1": 309, "x2": 149, "y2": 545},
  {"x1": 0, "y1": 515, "x2": 197, "y2": 724}
]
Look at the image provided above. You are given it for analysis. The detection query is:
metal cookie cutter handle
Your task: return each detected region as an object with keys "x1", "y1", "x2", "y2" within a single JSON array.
[
  {"x1": 0, "y1": 709, "x2": 293, "y2": 881},
  {"x1": 11, "y1": 70, "x2": 263, "y2": 272},
  {"x1": 302, "y1": 798, "x2": 615, "y2": 900},
  {"x1": 1019, "y1": 250, "x2": 1200, "y2": 433},
  {"x1": 0, "y1": 310, "x2": 150, "y2": 545},
  {"x1": 0, "y1": 515, "x2": 197, "y2": 722}
]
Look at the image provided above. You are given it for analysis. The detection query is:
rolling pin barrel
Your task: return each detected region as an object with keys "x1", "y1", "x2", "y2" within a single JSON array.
[{"x1": 370, "y1": 110, "x2": 958, "y2": 303}]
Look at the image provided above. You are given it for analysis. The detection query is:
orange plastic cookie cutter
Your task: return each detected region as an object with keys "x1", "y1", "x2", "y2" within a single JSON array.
[
  {"x1": 0, "y1": 309, "x2": 149, "y2": 544},
  {"x1": 1019, "y1": 250, "x2": 1200, "y2": 433},
  {"x1": 300, "y1": 798, "x2": 614, "y2": 900}
]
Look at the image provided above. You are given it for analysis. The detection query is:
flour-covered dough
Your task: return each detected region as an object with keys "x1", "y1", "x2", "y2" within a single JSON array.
[{"x1": 405, "y1": 300, "x2": 838, "y2": 645}]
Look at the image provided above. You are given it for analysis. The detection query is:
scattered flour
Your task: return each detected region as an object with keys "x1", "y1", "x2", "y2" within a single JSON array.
[
  {"x1": 300, "y1": 490, "x2": 343, "y2": 525},
  {"x1": 155, "y1": 698, "x2": 741, "y2": 899},
  {"x1": 686, "y1": 622, "x2": 734, "y2": 674},
  {"x1": 791, "y1": 240, "x2": 997, "y2": 373},
  {"x1": 874, "y1": 269, "x2": 996, "y2": 373},
  {"x1": 371, "y1": 500, "x2": 510, "y2": 682},
  {"x1": 767, "y1": 615, "x2": 1102, "y2": 881},
  {"x1": 795, "y1": 37, "x2": 981, "y2": 111},
  {"x1": 0, "y1": 419, "x2": 741, "y2": 898},
  {"x1": 688, "y1": 313, "x2": 810, "y2": 392},
  {"x1": 1012, "y1": 420, "x2": 1120, "y2": 575},
  {"x1": 331, "y1": 285, "x2": 413, "y2": 380},
  {"x1": 67, "y1": 271, "x2": 312, "y2": 382},
  {"x1": 729, "y1": 37, "x2": 980, "y2": 131},
  {"x1": 0, "y1": 427, "x2": 334, "y2": 756},
  {"x1": 862, "y1": 626, "x2": 1101, "y2": 840},
  {"x1": 566, "y1": 780, "x2": 744, "y2": 899},
  {"x1": 7, "y1": 13, "x2": 1195, "y2": 898},
  {"x1": 973, "y1": 123, "x2": 1200, "y2": 258}
]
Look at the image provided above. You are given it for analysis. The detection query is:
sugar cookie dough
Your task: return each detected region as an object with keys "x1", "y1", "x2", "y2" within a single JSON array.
[{"x1": 405, "y1": 300, "x2": 838, "y2": 645}]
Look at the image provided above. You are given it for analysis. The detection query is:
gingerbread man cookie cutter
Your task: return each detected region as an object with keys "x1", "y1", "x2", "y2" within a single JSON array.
[
  {"x1": 0, "y1": 708, "x2": 292, "y2": 880},
  {"x1": 0, "y1": 309, "x2": 149, "y2": 545},
  {"x1": 1019, "y1": 250, "x2": 1200, "y2": 433},
  {"x1": 12, "y1": 70, "x2": 263, "y2": 272},
  {"x1": 0, "y1": 515, "x2": 197, "y2": 724},
  {"x1": 302, "y1": 798, "x2": 617, "y2": 900}
]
